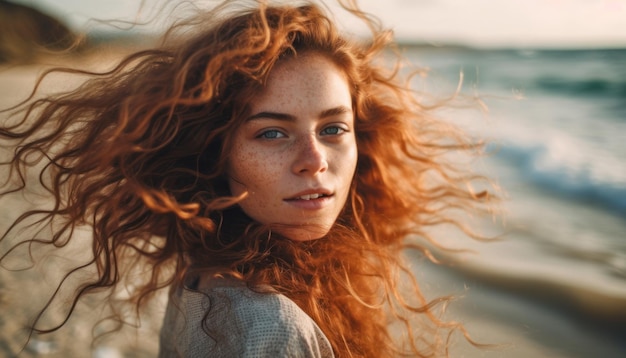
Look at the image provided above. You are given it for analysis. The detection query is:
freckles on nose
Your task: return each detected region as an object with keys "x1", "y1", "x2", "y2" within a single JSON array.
[
  {"x1": 293, "y1": 135, "x2": 327, "y2": 173},
  {"x1": 300, "y1": 133, "x2": 314, "y2": 148}
]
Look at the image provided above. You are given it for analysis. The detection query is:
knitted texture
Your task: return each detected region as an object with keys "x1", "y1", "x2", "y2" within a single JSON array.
[{"x1": 159, "y1": 279, "x2": 334, "y2": 357}]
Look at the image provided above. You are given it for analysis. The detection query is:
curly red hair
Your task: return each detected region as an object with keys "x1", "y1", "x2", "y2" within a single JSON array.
[{"x1": 1, "y1": 1, "x2": 495, "y2": 356}]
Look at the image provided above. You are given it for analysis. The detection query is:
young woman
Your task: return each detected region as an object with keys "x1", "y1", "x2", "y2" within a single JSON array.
[{"x1": 0, "y1": 1, "x2": 494, "y2": 357}]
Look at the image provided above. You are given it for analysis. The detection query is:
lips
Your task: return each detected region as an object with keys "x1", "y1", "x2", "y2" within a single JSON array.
[
  {"x1": 285, "y1": 188, "x2": 333, "y2": 201},
  {"x1": 284, "y1": 189, "x2": 334, "y2": 211},
  {"x1": 284, "y1": 192, "x2": 332, "y2": 210},
  {"x1": 292, "y1": 193, "x2": 328, "y2": 200}
]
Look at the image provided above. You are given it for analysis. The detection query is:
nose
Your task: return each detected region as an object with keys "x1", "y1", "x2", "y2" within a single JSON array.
[{"x1": 292, "y1": 134, "x2": 328, "y2": 175}]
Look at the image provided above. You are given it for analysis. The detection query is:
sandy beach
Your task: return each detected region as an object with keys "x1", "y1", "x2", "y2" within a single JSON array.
[{"x1": 0, "y1": 48, "x2": 163, "y2": 357}]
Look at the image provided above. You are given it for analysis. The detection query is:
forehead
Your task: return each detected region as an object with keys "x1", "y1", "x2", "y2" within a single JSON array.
[{"x1": 249, "y1": 52, "x2": 352, "y2": 111}]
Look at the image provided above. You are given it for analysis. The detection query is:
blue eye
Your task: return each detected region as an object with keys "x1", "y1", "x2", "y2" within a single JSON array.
[
  {"x1": 258, "y1": 130, "x2": 285, "y2": 139},
  {"x1": 321, "y1": 126, "x2": 345, "y2": 136}
]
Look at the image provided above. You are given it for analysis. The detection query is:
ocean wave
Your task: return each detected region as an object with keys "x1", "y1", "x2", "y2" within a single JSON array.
[
  {"x1": 491, "y1": 141, "x2": 626, "y2": 217},
  {"x1": 533, "y1": 76, "x2": 626, "y2": 99}
]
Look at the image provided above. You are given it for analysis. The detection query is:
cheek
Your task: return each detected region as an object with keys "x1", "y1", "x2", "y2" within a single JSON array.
[
  {"x1": 228, "y1": 144, "x2": 256, "y2": 195},
  {"x1": 348, "y1": 145, "x2": 358, "y2": 174},
  {"x1": 228, "y1": 143, "x2": 283, "y2": 199},
  {"x1": 338, "y1": 141, "x2": 358, "y2": 183},
  {"x1": 338, "y1": 143, "x2": 358, "y2": 206},
  {"x1": 227, "y1": 144, "x2": 287, "y2": 224}
]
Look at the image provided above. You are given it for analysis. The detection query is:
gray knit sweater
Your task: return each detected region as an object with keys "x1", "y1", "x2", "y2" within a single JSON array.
[{"x1": 158, "y1": 278, "x2": 334, "y2": 357}]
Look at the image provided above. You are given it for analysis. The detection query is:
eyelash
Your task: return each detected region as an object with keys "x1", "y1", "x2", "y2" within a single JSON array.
[
  {"x1": 320, "y1": 126, "x2": 346, "y2": 136},
  {"x1": 257, "y1": 129, "x2": 285, "y2": 139}
]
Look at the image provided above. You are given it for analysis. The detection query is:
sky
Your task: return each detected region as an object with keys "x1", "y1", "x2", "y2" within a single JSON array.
[{"x1": 12, "y1": 0, "x2": 626, "y2": 48}]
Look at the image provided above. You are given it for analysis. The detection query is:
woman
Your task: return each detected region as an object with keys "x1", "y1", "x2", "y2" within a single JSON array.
[{"x1": 0, "y1": 1, "x2": 494, "y2": 357}]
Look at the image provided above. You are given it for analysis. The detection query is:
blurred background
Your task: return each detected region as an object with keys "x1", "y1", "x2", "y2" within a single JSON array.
[{"x1": 1, "y1": 0, "x2": 625, "y2": 357}]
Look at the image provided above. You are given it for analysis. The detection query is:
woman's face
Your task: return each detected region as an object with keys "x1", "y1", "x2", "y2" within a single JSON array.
[{"x1": 227, "y1": 52, "x2": 357, "y2": 241}]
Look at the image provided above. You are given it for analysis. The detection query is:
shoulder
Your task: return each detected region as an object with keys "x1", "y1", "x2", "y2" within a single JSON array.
[
  {"x1": 159, "y1": 283, "x2": 334, "y2": 358},
  {"x1": 216, "y1": 286, "x2": 334, "y2": 357}
]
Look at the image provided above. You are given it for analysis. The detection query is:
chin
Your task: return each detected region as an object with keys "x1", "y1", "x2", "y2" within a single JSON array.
[{"x1": 275, "y1": 225, "x2": 330, "y2": 242}]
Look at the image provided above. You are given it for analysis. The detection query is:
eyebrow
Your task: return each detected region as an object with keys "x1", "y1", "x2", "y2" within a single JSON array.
[{"x1": 246, "y1": 105, "x2": 353, "y2": 122}]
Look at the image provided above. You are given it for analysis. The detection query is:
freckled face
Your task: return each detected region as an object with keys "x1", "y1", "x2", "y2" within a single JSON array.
[{"x1": 227, "y1": 52, "x2": 357, "y2": 241}]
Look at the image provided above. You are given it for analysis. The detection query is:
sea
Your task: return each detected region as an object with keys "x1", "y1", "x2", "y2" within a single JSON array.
[{"x1": 402, "y1": 46, "x2": 626, "y2": 357}]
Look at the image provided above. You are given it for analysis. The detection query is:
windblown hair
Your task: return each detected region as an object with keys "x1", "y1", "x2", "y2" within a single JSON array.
[{"x1": 0, "y1": 1, "x2": 495, "y2": 356}]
